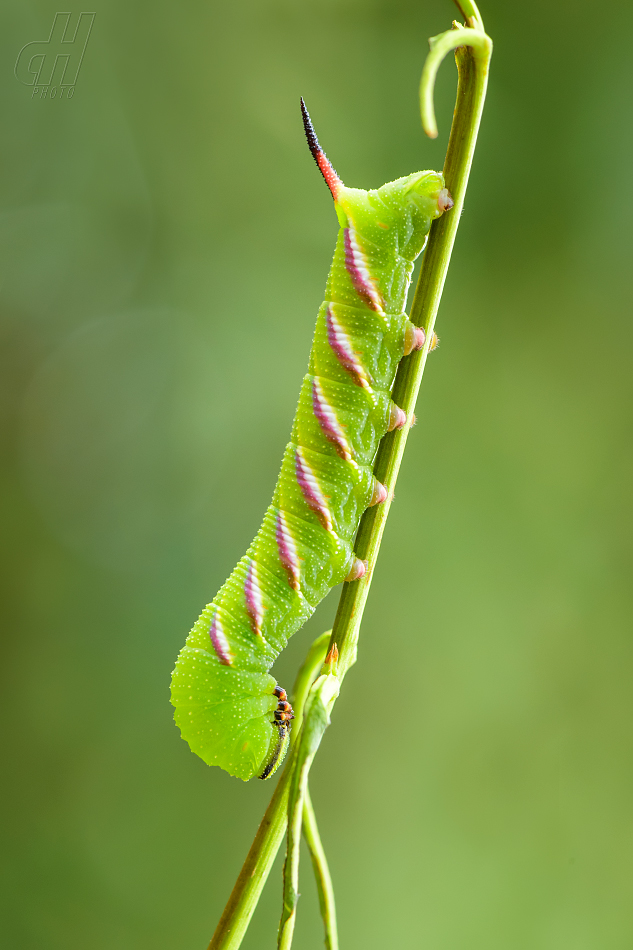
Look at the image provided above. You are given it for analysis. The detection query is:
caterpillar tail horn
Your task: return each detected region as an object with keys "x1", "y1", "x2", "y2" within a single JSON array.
[{"x1": 300, "y1": 97, "x2": 343, "y2": 200}]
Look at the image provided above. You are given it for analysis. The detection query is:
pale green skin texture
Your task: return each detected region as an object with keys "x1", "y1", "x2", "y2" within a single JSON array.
[{"x1": 171, "y1": 170, "x2": 446, "y2": 780}]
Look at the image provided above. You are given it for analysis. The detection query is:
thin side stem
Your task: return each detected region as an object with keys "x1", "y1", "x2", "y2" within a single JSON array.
[
  {"x1": 303, "y1": 787, "x2": 338, "y2": 950},
  {"x1": 278, "y1": 750, "x2": 308, "y2": 950},
  {"x1": 291, "y1": 631, "x2": 331, "y2": 743}
]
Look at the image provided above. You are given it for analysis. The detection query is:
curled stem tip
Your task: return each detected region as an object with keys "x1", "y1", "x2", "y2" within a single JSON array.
[{"x1": 420, "y1": 20, "x2": 492, "y2": 139}]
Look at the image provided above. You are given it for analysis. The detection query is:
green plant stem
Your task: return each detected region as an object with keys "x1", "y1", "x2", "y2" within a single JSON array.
[
  {"x1": 208, "y1": 776, "x2": 290, "y2": 950},
  {"x1": 454, "y1": 0, "x2": 484, "y2": 30},
  {"x1": 325, "y1": 7, "x2": 491, "y2": 685},
  {"x1": 207, "y1": 633, "x2": 330, "y2": 950},
  {"x1": 207, "y1": 3, "x2": 491, "y2": 946},
  {"x1": 303, "y1": 787, "x2": 338, "y2": 950}
]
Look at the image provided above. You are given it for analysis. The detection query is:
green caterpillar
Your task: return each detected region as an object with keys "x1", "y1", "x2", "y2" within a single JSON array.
[{"x1": 170, "y1": 100, "x2": 452, "y2": 781}]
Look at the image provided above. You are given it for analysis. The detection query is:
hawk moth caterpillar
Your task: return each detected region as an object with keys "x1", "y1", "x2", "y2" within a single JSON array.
[{"x1": 170, "y1": 100, "x2": 451, "y2": 781}]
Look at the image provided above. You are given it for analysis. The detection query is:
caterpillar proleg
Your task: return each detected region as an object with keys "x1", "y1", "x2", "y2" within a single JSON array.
[{"x1": 170, "y1": 100, "x2": 452, "y2": 781}]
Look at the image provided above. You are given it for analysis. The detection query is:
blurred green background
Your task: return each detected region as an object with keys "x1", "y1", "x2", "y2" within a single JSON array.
[{"x1": 1, "y1": 0, "x2": 632, "y2": 947}]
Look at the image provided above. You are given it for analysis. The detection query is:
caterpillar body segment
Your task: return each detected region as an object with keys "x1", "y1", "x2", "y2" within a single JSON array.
[{"x1": 170, "y1": 102, "x2": 451, "y2": 781}]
